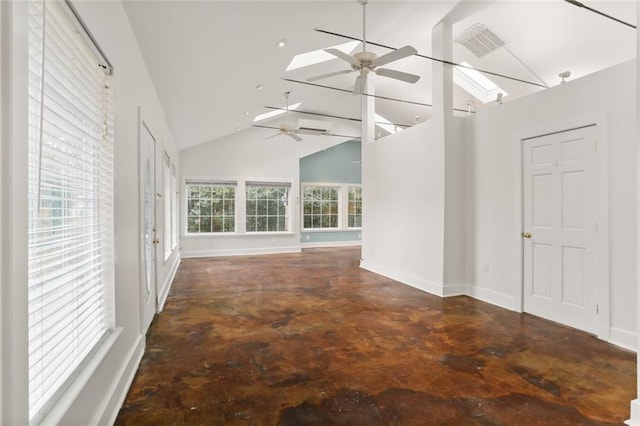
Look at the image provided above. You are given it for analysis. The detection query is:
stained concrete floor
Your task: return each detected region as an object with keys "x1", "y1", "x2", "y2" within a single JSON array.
[{"x1": 116, "y1": 247, "x2": 636, "y2": 425}]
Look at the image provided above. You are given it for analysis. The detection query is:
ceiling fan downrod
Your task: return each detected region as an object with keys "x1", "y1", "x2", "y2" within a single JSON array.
[{"x1": 360, "y1": 0, "x2": 367, "y2": 53}]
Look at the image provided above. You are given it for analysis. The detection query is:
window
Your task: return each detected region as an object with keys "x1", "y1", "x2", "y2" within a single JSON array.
[
  {"x1": 453, "y1": 61, "x2": 508, "y2": 104},
  {"x1": 303, "y1": 186, "x2": 339, "y2": 229},
  {"x1": 170, "y1": 164, "x2": 178, "y2": 249},
  {"x1": 163, "y1": 152, "x2": 171, "y2": 260},
  {"x1": 348, "y1": 186, "x2": 362, "y2": 228},
  {"x1": 246, "y1": 182, "x2": 290, "y2": 232},
  {"x1": 186, "y1": 181, "x2": 236, "y2": 233},
  {"x1": 27, "y1": 0, "x2": 114, "y2": 422}
]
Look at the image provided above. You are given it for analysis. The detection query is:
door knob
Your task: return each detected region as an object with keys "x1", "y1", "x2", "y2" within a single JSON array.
[{"x1": 521, "y1": 232, "x2": 532, "y2": 238}]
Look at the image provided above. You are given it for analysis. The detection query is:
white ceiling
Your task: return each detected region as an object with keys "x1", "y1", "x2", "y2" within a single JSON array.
[{"x1": 122, "y1": 1, "x2": 637, "y2": 151}]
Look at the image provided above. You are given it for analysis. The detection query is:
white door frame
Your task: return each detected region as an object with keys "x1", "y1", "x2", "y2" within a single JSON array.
[
  {"x1": 138, "y1": 110, "x2": 159, "y2": 334},
  {"x1": 513, "y1": 112, "x2": 611, "y2": 340}
]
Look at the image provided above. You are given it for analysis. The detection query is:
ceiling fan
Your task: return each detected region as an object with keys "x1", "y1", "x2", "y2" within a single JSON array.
[
  {"x1": 257, "y1": 92, "x2": 303, "y2": 142},
  {"x1": 307, "y1": 0, "x2": 420, "y2": 95}
]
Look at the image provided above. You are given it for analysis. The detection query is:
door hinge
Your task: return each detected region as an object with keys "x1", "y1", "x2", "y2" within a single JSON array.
[{"x1": 596, "y1": 304, "x2": 599, "y2": 315}]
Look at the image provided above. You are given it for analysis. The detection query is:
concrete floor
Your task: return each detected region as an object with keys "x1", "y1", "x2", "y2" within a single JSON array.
[{"x1": 115, "y1": 247, "x2": 635, "y2": 425}]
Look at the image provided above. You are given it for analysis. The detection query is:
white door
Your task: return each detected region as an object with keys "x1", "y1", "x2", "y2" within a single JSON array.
[
  {"x1": 140, "y1": 122, "x2": 158, "y2": 333},
  {"x1": 522, "y1": 125, "x2": 597, "y2": 334}
]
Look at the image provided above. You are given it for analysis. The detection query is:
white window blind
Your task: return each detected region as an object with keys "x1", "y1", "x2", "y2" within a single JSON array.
[{"x1": 27, "y1": 0, "x2": 114, "y2": 422}]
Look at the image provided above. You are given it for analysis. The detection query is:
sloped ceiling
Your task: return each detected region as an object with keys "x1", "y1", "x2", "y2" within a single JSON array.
[{"x1": 122, "y1": 1, "x2": 637, "y2": 151}]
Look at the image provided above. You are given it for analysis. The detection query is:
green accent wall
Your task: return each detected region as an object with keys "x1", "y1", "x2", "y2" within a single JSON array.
[
  {"x1": 300, "y1": 139, "x2": 361, "y2": 184},
  {"x1": 300, "y1": 140, "x2": 362, "y2": 245}
]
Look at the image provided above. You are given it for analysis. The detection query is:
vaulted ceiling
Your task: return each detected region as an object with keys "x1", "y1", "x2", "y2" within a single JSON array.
[{"x1": 123, "y1": 1, "x2": 637, "y2": 151}]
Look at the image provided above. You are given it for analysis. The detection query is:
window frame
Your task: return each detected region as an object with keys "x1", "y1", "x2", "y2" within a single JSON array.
[
  {"x1": 26, "y1": 0, "x2": 116, "y2": 422},
  {"x1": 301, "y1": 182, "x2": 362, "y2": 232},
  {"x1": 185, "y1": 180, "x2": 237, "y2": 235},
  {"x1": 244, "y1": 181, "x2": 292, "y2": 234},
  {"x1": 301, "y1": 183, "x2": 341, "y2": 231},
  {"x1": 347, "y1": 185, "x2": 363, "y2": 229},
  {"x1": 163, "y1": 151, "x2": 172, "y2": 260},
  {"x1": 170, "y1": 163, "x2": 178, "y2": 249}
]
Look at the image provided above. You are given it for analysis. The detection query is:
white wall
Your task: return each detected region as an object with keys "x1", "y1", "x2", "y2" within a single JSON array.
[
  {"x1": 1, "y1": 1, "x2": 180, "y2": 424},
  {"x1": 179, "y1": 126, "x2": 358, "y2": 257},
  {"x1": 0, "y1": 1, "x2": 5, "y2": 420},
  {"x1": 361, "y1": 119, "x2": 453, "y2": 295},
  {"x1": 465, "y1": 60, "x2": 637, "y2": 349}
]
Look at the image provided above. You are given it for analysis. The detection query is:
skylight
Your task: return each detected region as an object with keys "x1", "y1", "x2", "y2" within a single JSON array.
[
  {"x1": 453, "y1": 61, "x2": 507, "y2": 104},
  {"x1": 375, "y1": 113, "x2": 399, "y2": 135},
  {"x1": 253, "y1": 103, "x2": 301, "y2": 122},
  {"x1": 286, "y1": 41, "x2": 360, "y2": 72}
]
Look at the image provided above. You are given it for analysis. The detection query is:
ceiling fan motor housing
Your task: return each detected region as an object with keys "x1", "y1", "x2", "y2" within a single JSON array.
[{"x1": 353, "y1": 51, "x2": 378, "y2": 70}]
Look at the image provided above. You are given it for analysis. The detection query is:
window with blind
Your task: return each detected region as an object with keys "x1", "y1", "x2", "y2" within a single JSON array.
[
  {"x1": 186, "y1": 181, "x2": 236, "y2": 233},
  {"x1": 27, "y1": 0, "x2": 114, "y2": 422},
  {"x1": 245, "y1": 182, "x2": 290, "y2": 232}
]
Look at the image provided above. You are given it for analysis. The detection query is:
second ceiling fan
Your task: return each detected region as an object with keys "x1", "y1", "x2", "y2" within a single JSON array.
[{"x1": 308, "y1": 0, "x2": 420, "y2": 95}]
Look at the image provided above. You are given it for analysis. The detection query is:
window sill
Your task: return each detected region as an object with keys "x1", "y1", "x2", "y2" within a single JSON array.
[
  {"x1": 302, "y1": 228, "x2": 362, "y2": 233},
  {"x1": 183, "y1": 231, "x2": 296, "y2": 238},
  {"x1": 37, "y1": 327, "x2": 122, "y2": 426}
]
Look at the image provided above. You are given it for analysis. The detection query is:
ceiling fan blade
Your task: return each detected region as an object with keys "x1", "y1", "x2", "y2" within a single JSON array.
[
  {"x1": 265, "y1": 132, "x2": 282, "y2": 140},
  {"x1": 375, "y1": 68, "x2": 420, "y2": 83},
  {"x1": 325, "y1": 48, "x2": 360, "y2": 67},
  {"x1": 288, "y1": 133, "x2": 303, "y2": 142},
  {"x1": 372, "y1": 45, "x2": 417, "y2": 67},
  {"x1": 353, "y1": 75, "x2": 366, "y2": 96},
  {"x1": 307, "y1": 69, "x2": 354, "y2": 82}
]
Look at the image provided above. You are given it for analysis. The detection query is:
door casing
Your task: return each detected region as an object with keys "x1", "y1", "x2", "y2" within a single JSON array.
[{"x1": 513, "y1": 112, "x2": 610, "y2": 340}]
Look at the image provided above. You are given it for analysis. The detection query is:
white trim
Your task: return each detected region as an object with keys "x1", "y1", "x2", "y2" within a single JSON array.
[
  {"x1": 360, "y1": 260, "x2": 444, "y2": 297},
  {"x1": 609, "y1": 327, "x2": 638, "y2": 353},
  {"x1": 513, "y1": 112, "x2": 610, "y2": 338},
  {"x1": 626, "y1": 400, "x2": 640, "y2": 425},
  {"x1": 158, "y1": 255, "x2": 180, "y2": 313},
  {"x1": 183, "y1": 232, "x2": 296, "y2": 239},
  {"x1": 40, "y1": 327, "x2": 122, "y2": 426},
  {"x1": 181, "y1": 246, "x2": 301, "y2": 258},
  {"x1": 302, "y1": 241, "x2": 361, "y2": 249},
  {"x1": 93, "y1": 335, "x2": 145, "y2": 426},
  {"x1": 442, "y1": 283, "x2": 467, "y2": 297},
  {"x1": 466, "y1": 285, "x2": 518, "y2": 312}
]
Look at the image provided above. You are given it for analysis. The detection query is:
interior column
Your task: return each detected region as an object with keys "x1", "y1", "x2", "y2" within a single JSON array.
[
  {"x1": 359, "y1": 70, "x2": 375, "y2": 264},
  {"x1": 630, "y1": 1, "x2": 640, "y2": 423}
]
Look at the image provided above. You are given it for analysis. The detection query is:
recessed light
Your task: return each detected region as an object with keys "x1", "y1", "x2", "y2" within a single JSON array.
[
  {"x1": 244, "y1": 111, "x2": 249, "y2": 115},
  {"x1": 256, "y1": 85, "x2": 263, "y2": 90},
  {"x1": 277, "y1": 39, "x2": 286, "y2": 48},
  {"x1": 235, "y1": 127, "x2": 241, "y2": 132}
]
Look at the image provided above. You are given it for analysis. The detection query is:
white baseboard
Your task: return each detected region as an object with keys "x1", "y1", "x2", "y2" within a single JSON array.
[
  {"x1": 94, "y1": 335, "x2": 145, "y2": 426},
  {"x1": 465, "y1": 285, "x2": 517, "y2": 312},
  {"x1": 625, "y1": 399, "x2": 640, "y2": 425},
  {"x1": 158, "y1": 256, "x2": 180, "y2": 312},
  {"x1": 609, "y1": 326, "x2": 638, "y2": 352},
  {"x1": 360, "y1": 260, "x2": 444, "y2": 297},
  {"x1": 181, "y1": 246, "x2": 301, "y2": 258},
  {"x1": 301, "y1": 241, "x2": 361, "y2": 249},
  {"x1": 443, "y1": 283, "x2": 467, "y2": 297}
]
